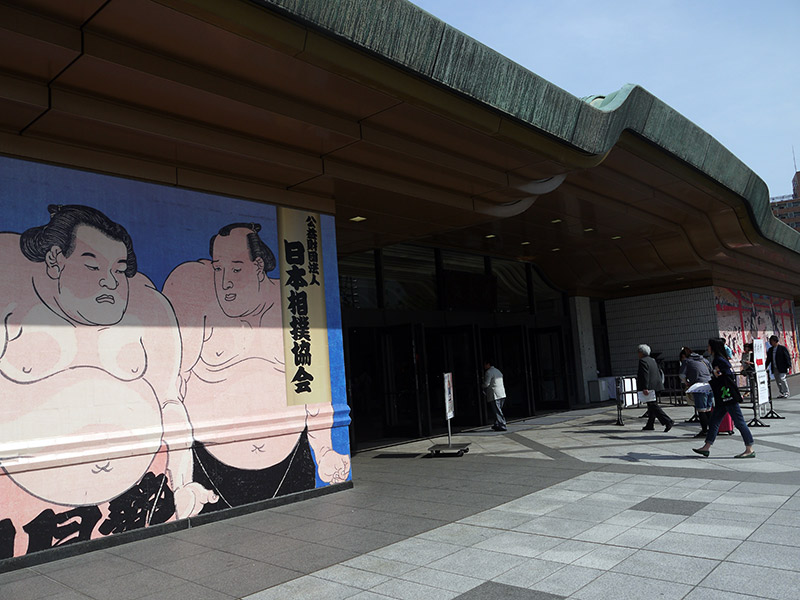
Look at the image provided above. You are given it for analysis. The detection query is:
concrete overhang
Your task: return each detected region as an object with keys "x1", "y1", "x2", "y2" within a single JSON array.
[{"x1": 1, "y1": 0, "x2": 799, "y2": 300}]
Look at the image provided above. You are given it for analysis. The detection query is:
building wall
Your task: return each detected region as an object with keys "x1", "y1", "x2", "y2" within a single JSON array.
[
  {"x1": 606, "y1": 287, "x2": 719, "y2": 375},
  {"x1": 714, "y1": 286, "x2": 800, "y2": 372},
  {"x1": 0, "y1": 156, "x2": 350, "y2": 560}
]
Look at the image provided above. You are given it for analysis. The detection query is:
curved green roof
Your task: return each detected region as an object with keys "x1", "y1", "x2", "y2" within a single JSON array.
[{"x1": 257, "y1": 0, "x2": 799, "y2": 256}]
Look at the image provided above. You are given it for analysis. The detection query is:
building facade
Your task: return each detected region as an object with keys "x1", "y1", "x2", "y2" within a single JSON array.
[{"x1": 2, "y1": 0, "x2": 800, "y2": 566}]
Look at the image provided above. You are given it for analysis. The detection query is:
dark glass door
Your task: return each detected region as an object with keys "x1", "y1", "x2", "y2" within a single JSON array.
[
  {"x1": 531, "y1": 327, "x2": 570, "y2": 411},
  {"x1": 425, "y1": 325, "x2": 483, "y2": 432},
  {"x1": 483, "y1": 326, "x2": 534, "y2": 419},
  {"x1": 345, "y1": 324, "x2": 425, "y2": 448},
  {"x1": 380, "y1": 324, "x2": 425, "y2": 441}
]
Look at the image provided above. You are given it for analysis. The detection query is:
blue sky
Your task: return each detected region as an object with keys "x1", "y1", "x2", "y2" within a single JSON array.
[{"x1": 410, "y1": 0, "x2": 800, "y2": 197}]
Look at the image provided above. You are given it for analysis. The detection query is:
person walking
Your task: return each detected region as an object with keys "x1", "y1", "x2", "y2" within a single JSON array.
[
  {"x1": 679, "y1": 346, "x2": 713, "y2": 437},
  {"x1": 693, "y1": 337, "x2": 755, "y2": 458},
  {"x1": 766, "y1": 334, "x2": 792, "y2": 398},
  {"x1": 483, "y1": 360, "x2": 507, "y2": 432},
  {"x1": 638, "y1": 344, "x2": 672, "y2": 432}
]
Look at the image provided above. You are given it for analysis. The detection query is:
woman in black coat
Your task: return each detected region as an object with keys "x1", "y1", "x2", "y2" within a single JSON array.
[
  {"x1": 693, "y1": 338, "x2": 755, "y2": 458},
  {"x1": 638, "y1": 344, "x2": 673, "y2": 432}
]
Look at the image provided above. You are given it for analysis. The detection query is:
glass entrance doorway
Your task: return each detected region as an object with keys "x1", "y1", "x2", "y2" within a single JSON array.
[{"x1": 425, "y1": 325, "x2": 483, "y2": 434}]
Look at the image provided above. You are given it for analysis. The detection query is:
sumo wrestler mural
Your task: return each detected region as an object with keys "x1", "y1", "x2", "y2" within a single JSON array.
[
  {"x1": 0, "y1": 157, "x2": 350, "y2": 559},
  {"x1": 714, "y1": 286, "x2": 800, "y2": 372}
]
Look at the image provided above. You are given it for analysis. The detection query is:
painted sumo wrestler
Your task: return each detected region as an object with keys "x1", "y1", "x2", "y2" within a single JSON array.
[
  {"x1": 0, "y1": 205, "x2": 217, "y2": 518},
  {"x1": 163, "y1": 223, "x2": 350, "y2": 510}
]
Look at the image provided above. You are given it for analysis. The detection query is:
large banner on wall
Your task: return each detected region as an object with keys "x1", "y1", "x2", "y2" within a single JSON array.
[
  {"x1": 714, "y1": 286, "x2": 800, "y2": 373},
  {"x1": 0, "y1": 156, "x2": 350, "y2": 560}
]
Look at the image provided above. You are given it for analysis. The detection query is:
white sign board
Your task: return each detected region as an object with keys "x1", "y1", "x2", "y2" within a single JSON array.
[
  {"x1": 753, "y1": 338, "x2": 767, "y2": 372},
  {"x1": 619, "y1": 376, "x2": 639, "y2": 407},
  {"x1": 756, "y1": 370, "x2": 770, "y2": 405},
  {"x1": 444, "y1": 372, "x2": 455, "y2": 420}
]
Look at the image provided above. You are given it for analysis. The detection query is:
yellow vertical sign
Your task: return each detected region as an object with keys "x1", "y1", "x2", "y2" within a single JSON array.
[{"x1": 278, "y1": 207, "x2": 332, "y2": 406}]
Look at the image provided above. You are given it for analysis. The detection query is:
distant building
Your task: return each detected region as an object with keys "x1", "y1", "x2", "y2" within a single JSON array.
[{"x1": 770, "y1": 172, "x2": 800, "y2": 230}]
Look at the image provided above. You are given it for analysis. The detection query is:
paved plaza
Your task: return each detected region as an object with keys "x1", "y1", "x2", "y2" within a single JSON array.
[{"x1": 4, "y1": 390, "x2": 800, "y2": 600}]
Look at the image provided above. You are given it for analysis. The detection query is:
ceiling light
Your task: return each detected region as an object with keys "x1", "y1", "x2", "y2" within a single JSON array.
[
  {"x1": 485, "y1": 234, "x2": 496, "y2": 239},
  {"x1": 623, "y1": 285, "x2": 630, "y2": 288},
  {"x1": 611, "y1": 235, "x2": 622, "y2": 240},
  {"x1": 551, "y1": 247, "x2": 560, "y2": 252},
  {"x1": 677, "y1": 277, "x2": 685, "y2": 281},
  {"x1": 521, "y1": 241, "x2": 531, "y2": 245},
  {"x1": 584, "y1": 228, "x2": 594, "y2": 232},
  {"x1": 350, "y1": 216, "x2": 367, "y2": 222},
  {"x1": 550, "y1": 219, "x2": 562, "y2": 224}
]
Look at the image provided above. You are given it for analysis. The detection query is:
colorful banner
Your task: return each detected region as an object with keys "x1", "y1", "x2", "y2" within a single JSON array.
[
  {"x1": 0, "y1": 156, "x2": 350, "y2": 560},
  {"x1": 713, "y1": 286, "x2": 799, "y2": 373}
]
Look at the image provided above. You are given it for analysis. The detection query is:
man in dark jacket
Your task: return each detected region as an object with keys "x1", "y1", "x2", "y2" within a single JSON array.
[
  {"x1": 766, "y1": 335, "x2": 792, "y2": 398},
  {"x1": 638, "y1": 344, "x2": 672, "y2": 432}
]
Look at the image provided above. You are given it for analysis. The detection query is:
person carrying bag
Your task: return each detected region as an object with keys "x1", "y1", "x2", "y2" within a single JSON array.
[{"x1": 693, "y1": 338, "x2": 755, "y2": 459}]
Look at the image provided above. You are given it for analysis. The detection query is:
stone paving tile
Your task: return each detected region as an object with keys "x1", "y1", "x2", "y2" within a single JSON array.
[
  {"x1": 0, "y1": 573, "x2": 76, "y2": 600},
  {"x1": 571, "y1": 545, "x2": 636, "y2": 570},
  {"x1": 570, "y1": 571, "x2": 693, "y2": 600},
  {"x1": 700, "y1": 561, "x2": 800, "y2": 600},
  {"x1": 747, "y1": 523, "x2": 800, "y2": 547},
  {"x1": 571, "y1": 523, "x2": 631, "y2": 543},
  {"x1": 369, "y1": 576, "x2": 460, "y2": 600},
  {"x1": 602, "y1": 509, "x2": 653, "y2": 527},
  {"x1": 684, "y1": 589, "x2": 767, "y2": 600},
  {"x1": 194, "y1": 560, "x2": 301, "y2": 597},
  {"x1": 150, "y1": 548, "x2": 255, "y2": 581},
  {"x1": 313, "y1": 564, "x2": 391, "y2": 590},
  {"x1": 765, "y1": 508, "x2": 800, "y2": 527},
  {"x1": 454, "y1": 581, "x2": 567, "y2": 600},
  {"x1": 426, "y1": 547, "x2": 527, "y2": 580},
  {"x1": 629, "y1": 497, "x2": 708, "y2": 516},
  {"x1": 491, "y1": 558, "x2": 565, "y2": 588},
  {"x1": 513, "y1": 516, "x2": 595, "y2": 538},
  {"x1": 643, "y1": 531, "x2": 742, "y2": 560},
  {"x1": 319, "y1": 527, "x2": 405, "y2": 554},
  {"x1": 417, "y1": 523, "x2": 498, "y2": 547},
  {"x1": 606, "y1": 526, "x2": 665, "y2": 548},
  {"x1": 635, "y1": 513, "x2": 689, "y2": 532},
  {"x1": 135, "y1": 581, "x2": 236, "y2": 600},
  {"x1": 370, "y1": 538, "x2": 462, "y2": 566},
  {"x1": 535, "y1": 540, "x2": 599, "y2": 564},
  {"x1": 612, "y1": 548, "x2": 719, "y2": 585},
  {"x1": 31, "y1": 552, "x2": 142, "y2": 588},
  {"x1": 671, "y1": 516, "x2": 761, "y2": 540},
  {"x1": 529, "y1": 564, "x2": 602, "y2": 596},
  {"x1": 726, "y1": 540, "x2": 800, "y2": 572},
  {"x1": 473, "y1": 531, "x2": 562, "y2": 558},
  {"x1": 398, "y1": 566, "x2": 483, "y2": 593},
  {"x1": 73, "y1": 567, "x2": 190, "y2": 600},
  {"x1": 342, "y1": 555, "x2": 418, "y2": 578},
  {"x1": 242, "y1": 574, "x2": 361, "y2": 600}
]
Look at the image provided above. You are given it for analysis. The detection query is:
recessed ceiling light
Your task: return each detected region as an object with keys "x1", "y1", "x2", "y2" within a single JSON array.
[
  {"x1": 584, "y1": 228, "x2": 595, "y2": 232},
  {"x1": 521, "y1": 241, "x2": 531, "y2": 245},
  {"x1": 623, "y1": 284, "x2": 630, "y2": 288},
  {"x1": 677, "y1": 277, "x2": 685, "y2": 281},
  {"x1": 611, "y1": 235, "x2": 622, "y2": 240},
  {"x1": 350, "y1": 216, "x2": 367, "y2": 222},
  {"x1": 551, "y1": 247, "x2": 560, "y2": 252},
  {"x1": 551, "y1": 219, "x2": 562, "y2": 224},
  {"x1": 485, "y1": 234, "x2": 496, "y2": 239}
]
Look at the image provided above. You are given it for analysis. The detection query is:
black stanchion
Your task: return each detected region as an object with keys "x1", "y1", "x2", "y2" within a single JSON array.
[{"x1": 746, "y1": 373, "x2": 769, "y2": 428}]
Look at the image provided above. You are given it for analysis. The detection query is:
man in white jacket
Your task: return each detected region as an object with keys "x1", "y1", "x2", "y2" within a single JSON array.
[{"x1": 483, "y1": 360, "x2": 507, "y2": 431}]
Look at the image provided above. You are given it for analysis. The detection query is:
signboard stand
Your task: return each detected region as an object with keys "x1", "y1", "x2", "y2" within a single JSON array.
[
  {"x1": 748, "y1": 338, "x2": 780, "y2": 426},
  {"x1": 428, "y1": 372, "x2": 470, "y2": 457},
  {"x1": 614, "y1": 376, "x2": 639, "y2": 426}
]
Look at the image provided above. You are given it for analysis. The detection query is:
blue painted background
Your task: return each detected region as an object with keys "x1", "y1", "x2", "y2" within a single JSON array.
[{"x1": 0, "y1": 156, "x2": 350, "y2": 483}]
